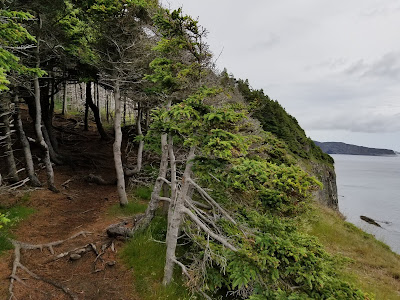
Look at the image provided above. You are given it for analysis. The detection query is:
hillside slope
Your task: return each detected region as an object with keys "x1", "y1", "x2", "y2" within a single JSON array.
[{"x1": 315, "y1": 141, "x2": 396, "y2": 156}]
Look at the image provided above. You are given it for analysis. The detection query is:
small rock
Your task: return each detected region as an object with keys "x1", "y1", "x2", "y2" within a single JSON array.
[
  {"x1": 75, "y1": 248, "x2": 87, "y2": 255},
  {"x1": 106, "y1": 261, "x2": 116, "y2": 267},
  {"x1": 70, "y1": 254, "x2": 81, "y2": 261}
]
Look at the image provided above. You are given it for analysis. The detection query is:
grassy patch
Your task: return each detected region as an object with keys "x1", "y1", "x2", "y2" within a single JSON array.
[
  {"x1": 307, "y1": 204, "x2": 400, "y2": 300},
  {"x1": 120, "y1": 216, "x2": 193, "y2": 300},
  {"x1": 133, "y1": 186, "x2": 152, "y2": 201},
  {"x1": 108, "y1": 186, "x2": 153, "y2": 217},
  {"x1": 108, "y1": 201, "x2": 147, "y2": 217},
  {"x1": 0, "y1": 205, "x2": 35, "y2": 254}
]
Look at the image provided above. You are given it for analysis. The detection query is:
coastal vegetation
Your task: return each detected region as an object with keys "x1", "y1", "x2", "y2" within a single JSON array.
[{"x1": 0, "y1": 0, "x2": 398, "y2": 299}]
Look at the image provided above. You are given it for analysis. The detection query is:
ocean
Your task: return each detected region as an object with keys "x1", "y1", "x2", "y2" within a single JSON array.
[{"x1": 332, "y1": 154, "x2": 400, "y2": 254}]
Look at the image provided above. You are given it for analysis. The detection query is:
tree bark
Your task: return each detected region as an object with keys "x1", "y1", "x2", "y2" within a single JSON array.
[
  {"x1": 13, "y1": 95, "x2": 41, "y2": 187},
  {"x1": 0, "y1": 98, "x2": 19, "y2": 183},
  {"x1": 33, "y1": 18, "x2": 56, "y2": 192},
  {"x1": 84, "y1": 88, "x2": 89, "y2": 131},
  {"x1": 62, "y1": 81, "x2": 67, "y2": 115},
  {"x1": 113, "y1": 79, "x2": 128, "y2": 206},
  {"x1": 106, "y1": 93, "x2": 109, "y2": 123},
  {"x1": 86, "y1": 82, "x2": 108, "y2": 140},
  {"x1": 163, "y1": 147, "x2": 196, "y2": 285},
  {"x1": 134, "y1": 133, "x2": 168, "y2": 230}
]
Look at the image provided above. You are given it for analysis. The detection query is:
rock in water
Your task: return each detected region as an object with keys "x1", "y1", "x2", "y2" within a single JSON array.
[{"x1": 360, "y1": 216, "x2": 381, "y2": 227}]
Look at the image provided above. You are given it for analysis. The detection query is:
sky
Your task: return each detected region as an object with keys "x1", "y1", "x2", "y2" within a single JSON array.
[{"x1": 161, "y1": 0, "x2": 400, "y2": 151}]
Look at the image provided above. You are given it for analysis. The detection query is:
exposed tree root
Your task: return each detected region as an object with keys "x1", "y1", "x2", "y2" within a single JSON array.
[{"x1": 8, "y1": 231, "x2": 91, "y2": 300}]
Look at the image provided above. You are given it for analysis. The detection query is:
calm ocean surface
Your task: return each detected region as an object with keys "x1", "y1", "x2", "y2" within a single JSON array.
[{"x1": 332, "y1": 154, "x2": 400, "y2": 254}]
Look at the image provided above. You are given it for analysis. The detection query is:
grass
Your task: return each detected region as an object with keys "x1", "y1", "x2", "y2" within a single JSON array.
[
  {"x1": 307, "y1": 204, "x2": 400, "y2": 300},
  {"x1": 108, "y1": 186, "x2": 152, "y2": 217},
  {"x1": 120, "y1": 216, "x2": 193, "y2": 300},
  {"x1": 0, "y1": 205, "x2": 35, "y2": 254}
]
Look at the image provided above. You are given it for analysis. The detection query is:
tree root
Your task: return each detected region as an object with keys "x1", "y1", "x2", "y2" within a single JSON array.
[{"x1": 8, "y1": 231, "x2": 91, "y2": 300}]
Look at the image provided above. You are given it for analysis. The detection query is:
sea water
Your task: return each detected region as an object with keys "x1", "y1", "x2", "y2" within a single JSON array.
[{"x1": 331, "y1": 154, "x2": 400, "y2": 254}]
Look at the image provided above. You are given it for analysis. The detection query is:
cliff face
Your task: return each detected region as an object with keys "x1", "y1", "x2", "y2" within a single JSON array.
[{"x1": 311, "y1": 162, "x2": 338, "y2": 209}]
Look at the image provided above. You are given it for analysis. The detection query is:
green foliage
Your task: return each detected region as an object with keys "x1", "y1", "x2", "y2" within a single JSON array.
[
  {"x1": 228, "y1": 158, "x2": 321, "y2": 214},
  {"x1": 198, "y1": 212, "x2": 371, "y2": 299},
  {"x1": 0, "y1": 9, "x2": 45, "y2": 90},
  {"x1": 145, "y1": 7, "x2": 211, "y2": 95},
  {"x1": 237, "y1": 79, "x2": 333, "y2": 164},
  {"x1": 0, "y1": 205, "x2": 35, "y2": 254}
]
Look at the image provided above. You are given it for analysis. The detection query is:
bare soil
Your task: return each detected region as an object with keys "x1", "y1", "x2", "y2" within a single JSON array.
[{"x1": 0, "y1": 114, "x2": 140, "y2": 300}]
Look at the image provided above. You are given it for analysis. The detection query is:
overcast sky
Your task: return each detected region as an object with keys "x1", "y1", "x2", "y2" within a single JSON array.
[{"x1": 161, "y1": 0, "x2": 400, "y2": 151}]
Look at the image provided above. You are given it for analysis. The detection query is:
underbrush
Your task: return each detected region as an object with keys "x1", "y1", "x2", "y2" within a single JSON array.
[
  {"x1": 120, "y1": 216, "x2": 193, "y2": 300},
  {"x1": 0, "y1": 205, "x2": 35, "y2": 254},
  {"x1": 307, "y1": 204, "x2": 400, "y2": 300}
]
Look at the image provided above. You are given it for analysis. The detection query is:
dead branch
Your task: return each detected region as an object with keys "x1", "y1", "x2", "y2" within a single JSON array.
[
  {"x1": 187, "y1": 178, "x2": 236, "y2": 225},
  {"x1": 182, "y1": 207, "x2": 237, "y2": 252}
]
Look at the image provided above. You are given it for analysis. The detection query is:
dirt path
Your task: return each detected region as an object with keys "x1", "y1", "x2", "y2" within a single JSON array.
[{"x1": 0, "y1": 117, "x2": 140, "y2": 300}]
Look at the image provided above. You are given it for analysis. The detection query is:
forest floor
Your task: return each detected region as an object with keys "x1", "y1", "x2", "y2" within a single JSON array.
[{"x1": 0, "y1": 112, "x2": 140, "y2": 300}]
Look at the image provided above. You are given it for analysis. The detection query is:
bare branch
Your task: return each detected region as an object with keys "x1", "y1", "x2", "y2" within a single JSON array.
[
  {"x1": 187, "y1": 178, "x2": 237, "y2": 225},
  {"x1": 182, "y1": 207, "x2": 237, "y2": 252}
]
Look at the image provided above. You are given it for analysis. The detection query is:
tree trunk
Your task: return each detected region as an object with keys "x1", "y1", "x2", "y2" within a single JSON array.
[
  {"x1": 96, "y1": 82, "x2": 100, "y2": 109},
  {"x1": 123, "y1": 96, "x2": 127, "y2": 127},
  {"x1": 41, "y1": 79, "x2": 59, "y2": 154},
  {"x1": 113, "y1": 79, "x2": 128, "y2": 206},
  {"x1": 106, "y1": 93, "x2": 109, "y2": 123},
  {"x1": 135, "y1": 133, "x2": 168, "y2": 229},
  {"x1": 86, "y1": 82, "x2": 108, "y2": 140},
  {"x1": 84, "y1": 89, "x2": 89, "y2": 131},
  {"x1": 135, "y1": 103, "x2": 144, "y2": 172},
  {"x1": 163, "y1": 147, "x2": 196, "y2": 285},
  {"x1": 13, "y1": 95, "x2": 41, "y2": 187},
  {"x1": 33, "y1": 20, "x2": 57, "y2": 192},
  {"x1": 0, "y1": 98, "x2": 19, "y2": 183},
  {"x1": 62, "y1": 81, "x2": 67, "y2": 115}
]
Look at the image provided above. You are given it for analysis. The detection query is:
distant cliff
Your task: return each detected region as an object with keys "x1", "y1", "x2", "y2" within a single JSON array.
[{"x1": 314, "y1": 141, "x2": 396, "y2": 156}]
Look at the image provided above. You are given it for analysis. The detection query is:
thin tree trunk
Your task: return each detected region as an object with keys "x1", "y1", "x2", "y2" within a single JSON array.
[
  {"x1": 74, "y1": 83, "x2": 78, "y2": 111},
  {"x1": 42, "y1": 79, "x2": 59, "y2": 153},
  {"x1": 113, "y1": 79, "x2": 128, "y2": 206},
  {"x1": 86, "y1": 82, "x2": 108, "y2": 140},
  {"x1": 106, "y1": 93, "x2": 109, "y2": 123},
  {"x1": 123, "y1": 95, "x2": 126, "y2": 127},
  {"x1": 136, "y1": 103, "x2": 144, "y2": 172},
  {"x1": 62, "y1": 81, "x2": 67, "y2": 115},
  {"x1": 163, "y1": 147, "x2": 196, "y2": 285},
  {"x1": 0, "y1": 99, "x2": 19, "y2": 183},
  {"x1": 13, "y1": 95, "x2": 41, "y2": 187},
  {"x1": 96, "y1": 82, "x2": 100, "y2": 109},
  {"x1": 84, "y1": 84, "x2": 89, "y2": 131},
  {"x1": 135, "y1": 133, "x2": 168, "y2": 229},
  {"x1": 33, "y1": 18, "x2": 57, "y2": 192}
]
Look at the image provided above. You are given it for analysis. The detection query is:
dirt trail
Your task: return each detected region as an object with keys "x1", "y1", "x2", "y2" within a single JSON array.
[{"x1": 0, "y1": 116, "x2": 139, "y2": 300}]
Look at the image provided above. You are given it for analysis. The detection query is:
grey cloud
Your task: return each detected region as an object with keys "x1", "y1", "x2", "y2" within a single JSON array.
[
  {"x1": 362, "y1": 52, "x2": 400, "y2": 80},
  {"x1": 304, "y1": 112, "x2": 400, "y2": 133},
  {"x1": 342, "y1": 52, "x2": 400, "y2": 80},
  {"x1": 249, "y1": 33, "x2": 280, "y2": 51}
]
